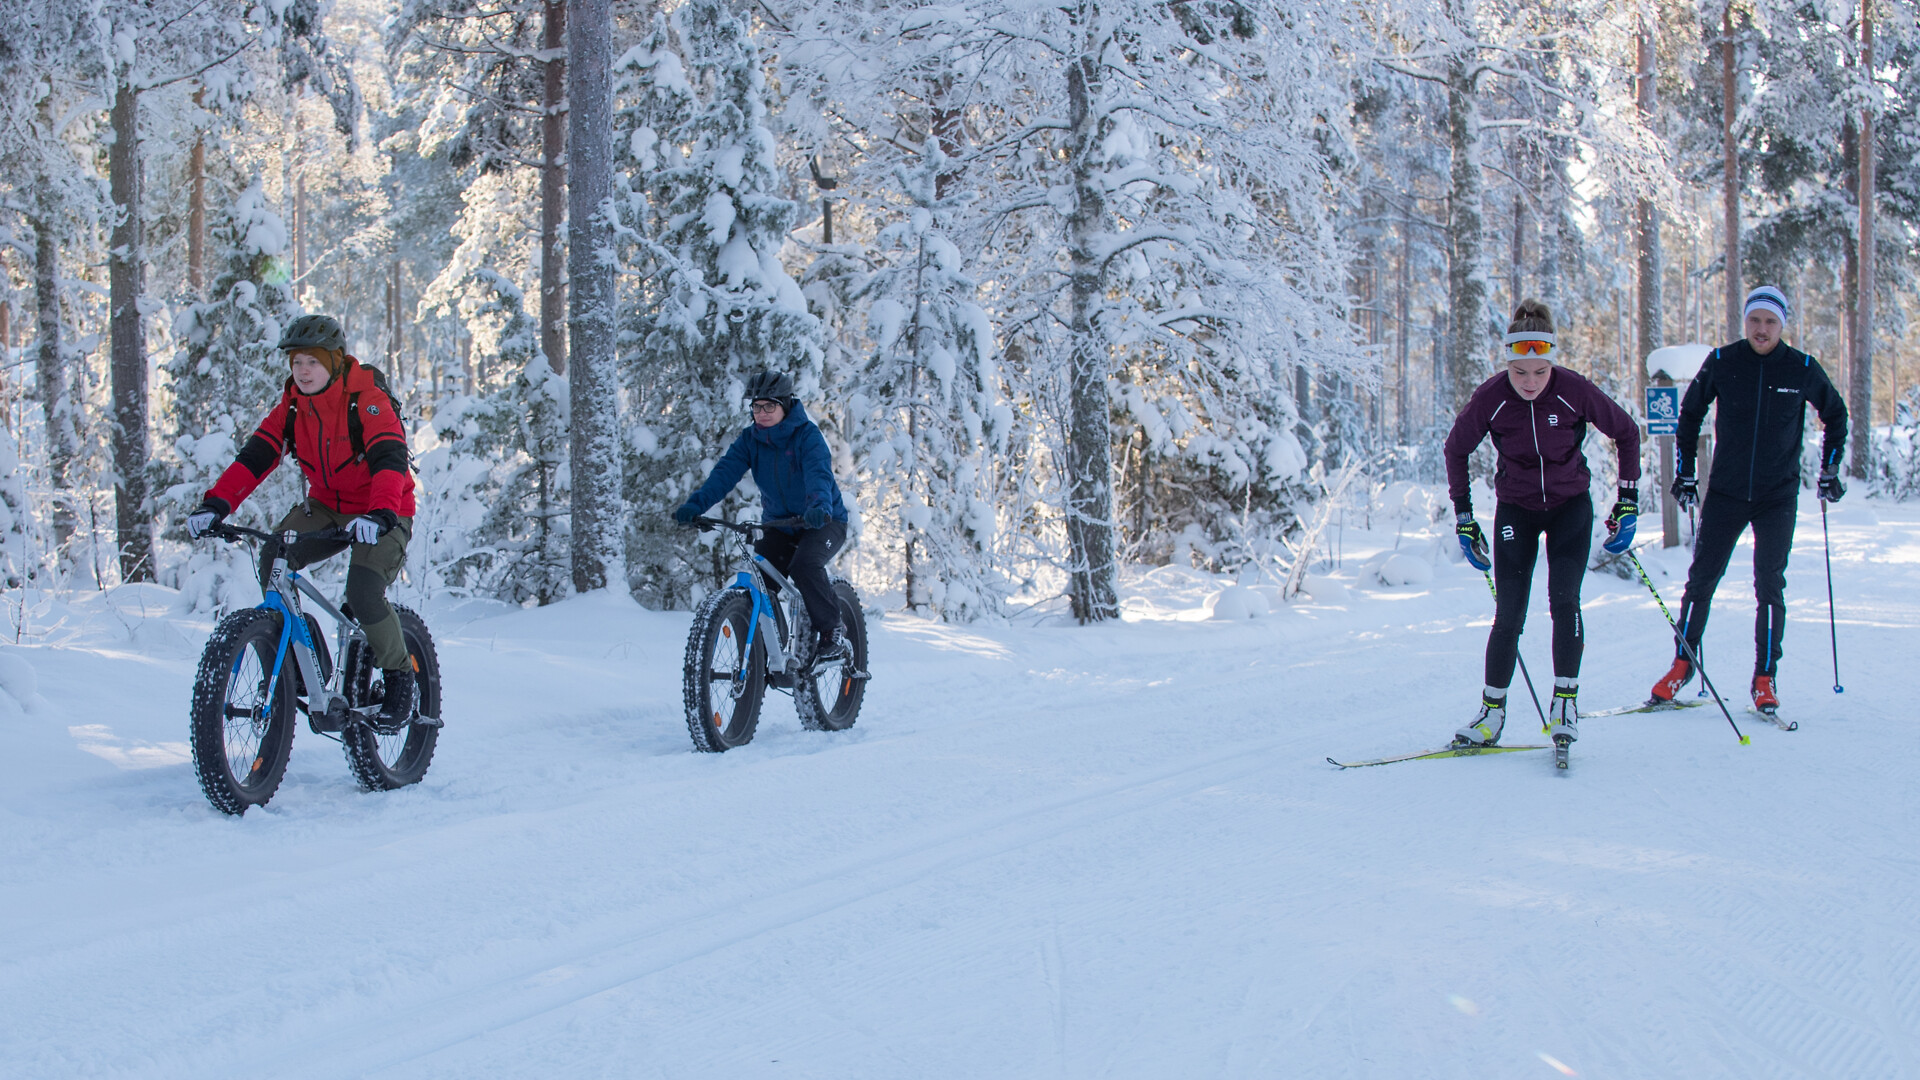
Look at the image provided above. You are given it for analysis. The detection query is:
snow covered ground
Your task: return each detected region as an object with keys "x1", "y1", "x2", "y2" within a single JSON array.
[{"x1": 4, "y1": 498, "x2": 1917, "y2": 1079}]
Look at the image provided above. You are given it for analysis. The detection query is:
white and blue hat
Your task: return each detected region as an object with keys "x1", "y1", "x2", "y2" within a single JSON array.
[{"x1": 1744, "y1": 285, "x2": 1789, "y2": 325}]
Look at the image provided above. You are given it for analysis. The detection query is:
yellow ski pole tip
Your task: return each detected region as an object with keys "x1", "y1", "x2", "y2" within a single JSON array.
[{"x1": 1739, "y1": 735, "x2": 1751, "y2": 745}]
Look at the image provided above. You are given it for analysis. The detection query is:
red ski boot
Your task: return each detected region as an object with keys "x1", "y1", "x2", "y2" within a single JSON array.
[
  {"x1": 1649, "y1": 657, "x2": 1694, "y2": 704},
  {"x1": 1751, "y1": 675, "x2": 1779, "y2": 715}
]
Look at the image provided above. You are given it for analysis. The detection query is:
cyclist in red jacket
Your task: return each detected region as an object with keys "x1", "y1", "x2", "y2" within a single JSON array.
[{"x1": 185, "y1": 315, "x2": 419, "y2": 724}]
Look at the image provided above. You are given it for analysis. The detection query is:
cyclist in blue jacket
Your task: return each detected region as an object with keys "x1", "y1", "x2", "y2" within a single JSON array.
[{"x1": 674, "y1": 372, "x2": 854, "y2": 660}]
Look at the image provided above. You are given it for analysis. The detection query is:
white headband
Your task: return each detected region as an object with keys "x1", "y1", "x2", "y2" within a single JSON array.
[{"x1": 1502, "y1": 331, "x2": 1556, "y2": 346}]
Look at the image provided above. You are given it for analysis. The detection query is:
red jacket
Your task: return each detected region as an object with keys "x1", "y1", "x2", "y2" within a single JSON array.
[
  {"x1": 1444, "y1": 367, "x2": 1640, "y2": 514},
  {"x1": 206, "y1": 357, "x2": 416, "y2": 518}
]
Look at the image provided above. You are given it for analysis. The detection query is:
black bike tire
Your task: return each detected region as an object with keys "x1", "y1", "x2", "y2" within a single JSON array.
[
  {"x1": 189, "y1": 608, "x2": 297, "y2": 815},
  {"x1": 795, "y1": 580, "x2": 867, "y2": 733},
  {"x1": 683, "y1": 587, "x2": 766, "y2": 752},
  {"x1": 342, "y1": 604, "x2": 441, "y2": 791}
]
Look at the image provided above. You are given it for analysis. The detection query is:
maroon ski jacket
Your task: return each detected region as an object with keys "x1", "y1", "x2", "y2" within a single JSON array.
[{"x1": 1444, "y1": 368, "x2": 1641, "y2": 515}]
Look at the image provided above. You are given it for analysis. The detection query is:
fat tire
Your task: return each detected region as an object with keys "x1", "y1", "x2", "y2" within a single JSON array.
[
  {"x1": 189, "y1": 607, "x2": 297, "y2": 815},
  {"x1": 794, "y1": 580, "x2": 868, "y2": 732},
  {"x1": 342, "y1": 604, "x2": 441, "y2": 791},
  {"x1": 683, "y1": 587, "x2": 766, "y2": 752}
]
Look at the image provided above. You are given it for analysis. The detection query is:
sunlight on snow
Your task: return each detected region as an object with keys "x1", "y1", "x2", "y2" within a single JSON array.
[{"x1": 67, "y1": 725, "x2": 192, "y2": 769}]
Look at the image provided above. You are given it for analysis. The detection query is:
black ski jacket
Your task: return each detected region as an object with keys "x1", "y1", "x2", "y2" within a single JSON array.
[{"x1": 1677, "y1": 340, "x2": 1847, "y2": 503}]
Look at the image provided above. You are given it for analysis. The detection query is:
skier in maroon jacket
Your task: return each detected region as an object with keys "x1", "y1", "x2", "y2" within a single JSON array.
[
  {"x1": 184, "y1": 315, "x2": 419, "y2": 725},
  {"x1": 1443, "y1": 299, "x2": 1642, "y2": 752}
]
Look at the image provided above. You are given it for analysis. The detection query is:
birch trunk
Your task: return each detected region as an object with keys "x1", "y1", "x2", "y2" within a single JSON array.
[
  {"x1": 568, "y1": 0, "x2": 619, "y2": 592},
  {"x1": 1063, "y1": 28, "x2": 1118, "y2": 623},
  {"x1": 109, "y1": 80, "x2": 152, "y2": 582}
]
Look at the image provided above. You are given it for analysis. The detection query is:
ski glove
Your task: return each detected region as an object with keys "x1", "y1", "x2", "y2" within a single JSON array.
[
  {"x1": 1455, "y1": 514, "x2": 1491, "y2": 571},
  {"x1": 1818, "y1": 470, "x2": 1847, "y2": 503},
  {"x1": 803, "y1": 506, "x2": 829, "y2": 530},
  {"x1": 1603, "y1": 488, "x2": 1638, "y2": 554},
  {"x1": 348, "y1": 514, "x2": 392, "y2": 545},
  {"x1": 186, "y1": 500, "x2": 225, "y2": 539},
  {"x1": 1671, "y1": 474, "x2": 1699, "y2": 512},
  {"x1": 673, "y1": 501, "x2": 700, "y2": 525}
]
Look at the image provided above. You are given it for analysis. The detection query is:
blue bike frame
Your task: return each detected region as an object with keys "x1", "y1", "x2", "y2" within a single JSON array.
[
  {"x1": 734, "y1": 555, "x2": 800, "y2": 679},
  {"x1": 242, "y1": 550, "x2": 367, "y2": 727}
]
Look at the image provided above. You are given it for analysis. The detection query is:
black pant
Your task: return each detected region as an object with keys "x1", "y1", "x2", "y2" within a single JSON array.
[
  {"x1": 754, "y1": 520, "x2": 847, "y2": 637},
  {"x1": 1677, "y1": 489, "x2": 1797, "y2": 677},
  {"x1": 1485, "y1": 495, "x2": 1591, "y2": 688}
]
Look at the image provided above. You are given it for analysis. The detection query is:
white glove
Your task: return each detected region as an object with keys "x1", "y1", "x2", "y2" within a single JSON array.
[
  {"x1": 349, "y1": 516, "x2": 386, "y2": 544},
  {"x1": 186, "y1": 511, "x2": 219, "y2": 539}
]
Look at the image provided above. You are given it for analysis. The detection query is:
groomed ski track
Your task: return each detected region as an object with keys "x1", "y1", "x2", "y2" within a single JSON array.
[{"x1": 3, "y1": 499, "x2": 1917, "y2": 1078}]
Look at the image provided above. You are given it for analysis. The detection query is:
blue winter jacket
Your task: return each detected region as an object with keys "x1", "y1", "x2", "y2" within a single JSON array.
[{"x1": 685, "y1": 402, "x2": 849, "y2": 529}]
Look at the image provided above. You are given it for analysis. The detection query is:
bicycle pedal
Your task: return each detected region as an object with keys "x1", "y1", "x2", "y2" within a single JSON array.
[{"x1": 411, "y1": 715, "x2": 444, "y2": 729}]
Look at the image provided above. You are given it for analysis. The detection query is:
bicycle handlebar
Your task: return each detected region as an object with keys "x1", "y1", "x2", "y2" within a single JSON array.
[
  {"x1": 687, "y1": 515, "x2": 808, "y2": 536},
  {"x1": 204, "y1": 522, "x2": 356, "y2": 546}
]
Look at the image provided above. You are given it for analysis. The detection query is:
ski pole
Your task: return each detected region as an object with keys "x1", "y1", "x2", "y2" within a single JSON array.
[
  {"x1": 1626, "y1": 552, "x2": 1749, "y2": 745},
  {"x1": 1821, "y1": 498, "x2": 1843, "y2": 694},
  {"x1": 1483, "y1": 568, "x2": 1549, "y2": 732}
]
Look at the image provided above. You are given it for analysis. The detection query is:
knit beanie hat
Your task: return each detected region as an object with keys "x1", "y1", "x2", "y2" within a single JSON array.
[{"x1": 1743, "y1": 285, "x2": 1789, "y2": 325}]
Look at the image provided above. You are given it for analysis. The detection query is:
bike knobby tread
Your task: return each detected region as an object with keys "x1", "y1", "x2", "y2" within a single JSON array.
[
  {"x1": 189, "y1": 607, "x2": 296, "y2": 815},
  {"x1": 683, "y1": 587, "x2": 764, "y2": 752},
  {"x1": 342, "y1": 603, "x2": 441, "y2": 790}
]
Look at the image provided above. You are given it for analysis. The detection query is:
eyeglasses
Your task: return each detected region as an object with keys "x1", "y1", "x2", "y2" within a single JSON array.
[
  {"x1": 750, "y1": 400, "x2": 784, "y2": 413},
  {"x1": 1509, "y1": 340, "x2": 1553, "y2": 357}
]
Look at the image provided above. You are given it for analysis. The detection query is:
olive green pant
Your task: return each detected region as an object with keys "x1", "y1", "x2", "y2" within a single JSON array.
[{"x1": 258, "y1": 501, "x2": 414, "y2": 669}]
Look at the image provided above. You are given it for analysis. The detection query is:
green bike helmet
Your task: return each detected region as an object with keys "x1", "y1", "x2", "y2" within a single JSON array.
[{"x1": 278, "y1": 314, "x2": 346, "y2": 354}]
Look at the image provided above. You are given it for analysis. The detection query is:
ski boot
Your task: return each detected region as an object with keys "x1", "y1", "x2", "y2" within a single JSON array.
[
  {"x1": 1453, "y1": 689, "x2": 1507, "y2": 747},
  {"x1": 1649, "y1": 656, "x2": 1694, "y2": 706},
  {"x1": 1751, "y1": 674, "x2": 1779, "y2": 716},
  {"x1": 1548, "y1": 678, "x2": 1578, "y2": 770}
]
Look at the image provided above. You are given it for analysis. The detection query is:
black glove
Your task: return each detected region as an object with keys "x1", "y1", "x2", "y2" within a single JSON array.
[
  {"x1": 1671, "y1": 474, "x2": 1699, "y2": 512},
  {"x1": 186, "y1": 498, "x2": 230, "y2": 539},
  {"x1": 1603, "y1": 488, "x2": 1638, "y2": 555},
  {"x1": 673, "y1": 501, "x2": 700, "y2": 525},
  {"x1": 1818, "y1": 470, "x2": 1846, "y2": 503},
  {"x1": 1455, "y1": 514, "x2": 1490, "y2": 571},
  {"x1": 803, "y1": 506, "x2": 829, "y2": 530}
]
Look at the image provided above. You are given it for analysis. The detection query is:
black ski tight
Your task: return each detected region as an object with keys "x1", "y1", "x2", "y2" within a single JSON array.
[
  {"x1": 1676, "y1": 489, "x2": 1798, "y2": 678},
  {"x1": 1485, "y1": 494, "x2": 1591, "y2": 689}
]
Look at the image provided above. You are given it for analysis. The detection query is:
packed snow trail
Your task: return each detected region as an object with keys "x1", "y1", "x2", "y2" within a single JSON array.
[{"x1": 3, "y1": 499, "x2": 1917, "y2": 1078}]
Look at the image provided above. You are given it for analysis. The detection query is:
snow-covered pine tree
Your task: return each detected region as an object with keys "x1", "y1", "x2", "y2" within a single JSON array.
[
  {"x1": 158, "y1": 181, "x2": 305, "y2": 611},
  {"x1": 851, "y1": 141, "x2": 1007, "y2": 620},
  {"x1": 618, "y1": 0, "x2": 826, "y2": 608},
  {"x1": 423, "y1": 268, "x2": 571, "y2": 605}
]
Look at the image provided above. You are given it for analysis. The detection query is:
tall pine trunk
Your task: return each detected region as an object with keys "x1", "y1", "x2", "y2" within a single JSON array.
[
  {"x1": 109, "y1": 81, "x2": 151, "y2": 582},
  {"x1": 1721, "y1": 6, "x2": 1741, "y2": 339},
  {"x1": 1851, "y1": 0, "x2": 1874, "y2": 478},
  {"x1": 568, "y1": 0, "x2": 619, "y2": 592},
  {"x1": 542, "y1": 0, "x2": 568, "y2": 376},
  {"x1": 35, "y1": 223, "x2": 77, "y2": 554},
  {"x1": 1063, "y1": 28, "x2": 1118, "y2": 623},
  {"x1": 1444, "y1": 37, "x2": 1490, "y2": 413},
  {"x1": 1636, "y1": 7, "x2": 1666, "y2": 541},
  {"x1": 189, "y1": 91, "x2": 206, "y2": 297}
]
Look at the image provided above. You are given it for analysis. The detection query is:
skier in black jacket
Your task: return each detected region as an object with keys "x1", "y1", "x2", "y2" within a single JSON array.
[{"x1": 1648, "y1": 285, "x2": 1848, "y2": 715}]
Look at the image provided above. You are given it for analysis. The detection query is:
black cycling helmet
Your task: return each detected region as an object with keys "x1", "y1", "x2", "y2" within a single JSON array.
[
  {"x1": 278, "y1": 314, "x2": 346, "y2": 353},
  {"x1": 742, "y1": 370, "x2": 795, "y2": 404}
]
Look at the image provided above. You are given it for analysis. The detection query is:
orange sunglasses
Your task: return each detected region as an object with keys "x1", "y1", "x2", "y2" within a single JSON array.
[{"x1": 1509, "y1": 339, "x2": 1553, "y2": 357}]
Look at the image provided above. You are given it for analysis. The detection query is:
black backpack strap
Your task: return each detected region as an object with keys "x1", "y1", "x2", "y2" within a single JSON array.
[
  {"x1": 282, "y1": 397, "x2": 298, "y2": 459},
  {"x1": 347, "y1": 390, "x2": 366, "y2": 463}
]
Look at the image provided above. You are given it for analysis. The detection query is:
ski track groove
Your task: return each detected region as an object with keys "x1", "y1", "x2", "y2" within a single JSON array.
[{"x1": 259, "y1": 736, "x2": 1297, "y2": 1079}]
